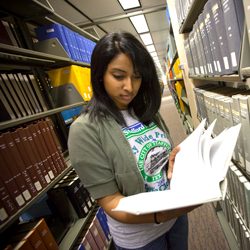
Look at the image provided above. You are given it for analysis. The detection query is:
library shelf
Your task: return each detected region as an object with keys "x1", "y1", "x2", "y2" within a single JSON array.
[
  {"x1": 0, "y1": 157, "x2": 72, "y2": 233},
  {"x1": 181, "y1": 96, "x2": 189, "y2": 106},
  {"x1": 59, "y1": 205, "x2": 97, "y2": 250},
  {"x1": 0, "y1": 0, "x2": 98, "y2": 42},
  {"x1": 168, "y1": 78, "x2": 183, "y2": 83},
  {"x1": 189, "y1": 74, "x2": 244, "y2": 83},
  {"x1": 0, "y1": 43, "x2": 91, "y2": 68},
  {"x1": 0, "y1": 101, "x2": 86, "y2": 130},
  {"x1": 179, "y1": 0, "x2": 208, "y2": 33}
]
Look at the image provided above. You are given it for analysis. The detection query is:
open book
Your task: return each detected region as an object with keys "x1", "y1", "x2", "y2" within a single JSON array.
[{"x1": 113, "y1": 119, "x2": 241, "y2": 215}]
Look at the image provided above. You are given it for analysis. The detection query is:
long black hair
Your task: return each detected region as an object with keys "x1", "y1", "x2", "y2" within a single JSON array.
[{"x1": 87, "y1": 31, "x2": 162, "y2": 125}]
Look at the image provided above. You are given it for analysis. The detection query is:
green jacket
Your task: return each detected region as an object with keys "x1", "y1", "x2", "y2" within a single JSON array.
[{"x1": 68, "y1": 113, "x2": 172, "y2": 199}]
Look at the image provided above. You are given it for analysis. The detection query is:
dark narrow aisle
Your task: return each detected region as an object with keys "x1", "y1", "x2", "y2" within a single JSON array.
[{"x1": 159, "y1": 87, "x2": 231, "y2": 250}]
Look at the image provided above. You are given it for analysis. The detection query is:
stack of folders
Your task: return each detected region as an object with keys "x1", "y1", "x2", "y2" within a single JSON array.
[
  {"x1": 181, "y1": 0, "x2": 244, "y2": 76},
  {"x1": 193, "y1": 85, "x2": 250, "y2": 177},
  {"x1": 35, "y1": 23, "x2": 96, "y2": 64}
]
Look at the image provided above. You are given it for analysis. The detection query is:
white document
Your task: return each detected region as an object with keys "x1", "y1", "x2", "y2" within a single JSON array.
[{"x1": 113, "y1": 119, "x2": 241, "y2": 215}]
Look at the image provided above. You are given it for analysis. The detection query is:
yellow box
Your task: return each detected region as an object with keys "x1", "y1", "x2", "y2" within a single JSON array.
[
  {"x1": 175, "y1": 81, "x2": 185, "y2": 113},
  {"x1": 47, "y1": 65, "x2": 92, "y2": 101},
  {"x1": 173, "y1": 58, "x2": 182, "y2": 79}
]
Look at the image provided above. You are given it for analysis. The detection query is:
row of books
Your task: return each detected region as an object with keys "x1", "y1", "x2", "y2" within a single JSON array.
[
  {"x1": 227, "y1": 163, "x2": 250, "y2": 233},
  {"x1": 0, "y1": 118, "x2": 67, "y2": 224},
  {"x1": 175, "y1": 0, "x2": 194, "y2": 29},
  {"x1": 35, "y1": 23, "x2": 96, "y2": 64},
  {"x1": 0, "y1": 72, "x2": 48, "y2": 122},
  {"x1": 47, "y1": 169, "x2": 95, "y2": 224},
  {"x1": 76, "y1": 208, "x2": 111, "y2": 250},
  {"x1": 193, "y1": 84, "x2": 250, "y2": 176},
  {"x1": 3, "y1": 218, "x2": 58, "y2": 250},
  {"x1": 221, "y1": 195, "x2": 250, "y2": 250},
  {"x1": 184, "y1": 0, "x2": 244, "y2": 77}
]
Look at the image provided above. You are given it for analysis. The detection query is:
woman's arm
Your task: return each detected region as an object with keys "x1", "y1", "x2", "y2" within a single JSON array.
[
  {"x1": 97, "y1": 191, "x2": 199, "y2": 224},
  {"x1": 97, "y1": 146, "x2": 199, "y2": 224}
]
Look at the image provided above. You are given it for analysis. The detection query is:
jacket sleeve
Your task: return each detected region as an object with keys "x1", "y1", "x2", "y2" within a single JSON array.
[{"x1": 68, "y1": 116, "x2": 119, "y2": 199}]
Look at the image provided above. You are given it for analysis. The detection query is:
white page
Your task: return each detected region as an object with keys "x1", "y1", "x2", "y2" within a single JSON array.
[{"x1": 113, "y1": 120, "x2": 240, "y2": 215}]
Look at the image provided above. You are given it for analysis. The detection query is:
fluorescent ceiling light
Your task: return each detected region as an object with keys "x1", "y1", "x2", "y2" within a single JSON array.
[
  {"x1": 150, "y1": 51, "x2": 157, "y2": 58},
  {"x1": 146, "y1": 44, "x2": 155, "y2": 53},
  {"x1": 118, "y1": 0, "x2": 140, "y2": 10},
  {"x1": 130, "y1": 14, "x2": 149, "y2": 33},
  {"x1": 140, "y1": 33, "x2": 153, "y2": 45}
]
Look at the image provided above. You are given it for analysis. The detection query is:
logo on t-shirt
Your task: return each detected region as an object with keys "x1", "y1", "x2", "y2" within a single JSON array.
[{"x1": 122, "y1": 122, "x2": 171, "y2": 191}]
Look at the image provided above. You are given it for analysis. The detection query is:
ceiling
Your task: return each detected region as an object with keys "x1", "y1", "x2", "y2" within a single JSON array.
[{"x1": 48, "y1": 0, "x2": 170, "y2": 80}]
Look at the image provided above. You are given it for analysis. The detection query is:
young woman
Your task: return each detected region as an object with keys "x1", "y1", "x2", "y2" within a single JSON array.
[{"x1": 68, "y1": 32, "x2": 197, "y2": 249}]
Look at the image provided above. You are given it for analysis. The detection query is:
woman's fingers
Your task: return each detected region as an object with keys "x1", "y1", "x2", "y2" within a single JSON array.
[{"x1": 167, "y1": 146, "x2": 180, "y2": 179}]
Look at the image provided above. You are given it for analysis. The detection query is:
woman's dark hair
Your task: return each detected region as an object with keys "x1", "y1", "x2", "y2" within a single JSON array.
[{"x1": 87, "y1": 31, "x2": 162, "y2": 125}]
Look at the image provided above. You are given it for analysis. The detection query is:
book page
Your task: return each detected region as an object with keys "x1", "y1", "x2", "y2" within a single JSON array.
[{"x1": 113, "y1": 120, "x2": 241, "y2": 215}]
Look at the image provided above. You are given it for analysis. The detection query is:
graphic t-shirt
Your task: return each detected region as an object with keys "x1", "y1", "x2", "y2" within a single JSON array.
[
  {"x1": 121, "y1": 111, "x2": 172, "y2": 192},
  {"x1": 106, "y1": 111, "x2": 176, "y2": 249}
]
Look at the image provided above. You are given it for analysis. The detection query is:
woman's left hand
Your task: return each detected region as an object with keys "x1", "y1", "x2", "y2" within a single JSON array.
[{"x1": 167, "y1": 146, "x2": 180, "y2": 180}]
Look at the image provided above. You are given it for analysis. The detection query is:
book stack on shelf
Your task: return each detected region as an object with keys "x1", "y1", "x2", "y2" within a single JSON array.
[
  {"x1": 168, "y1": 0, "x2": 250, "y2": 248},
  {"x1": 182, "y1": 0, "x2": 244, "y2": 78},
  {"x1": 35, "y1": 23, "x2": 96, "y2": 64},
  {"x1": 0, "y1": 118, "x2": 67, "y2": 225},
  {"x1": 221, "y1": 162, "x2": 250, "y2": 250},
  {"x1": 75, "y1": 207, "x2": 112, "y2": 250},
  {"x1": 0, "y1": 73, "x2": 48, "y2": 122},
  {"x1": 0, "y1": 0, "x2": 110, "y2": 249}
]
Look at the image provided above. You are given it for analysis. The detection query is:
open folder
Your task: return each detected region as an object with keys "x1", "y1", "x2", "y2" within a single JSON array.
[{"x1": 113, "y1": 119, "x2": 241, "y2": 215}]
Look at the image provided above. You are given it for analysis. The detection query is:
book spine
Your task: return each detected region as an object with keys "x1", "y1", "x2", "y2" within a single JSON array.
[
  {"x1": 0, "y1": 136, "x2": 25, "y2": 208},
  {"x1": 93, "y1": 217, "x2": 109, "y2": 247},
  {"x1": 0, "y1": 133, "x2": 31, "y2": 202},
  {"x1": 14, "y1": 128, "x2": 42, "y2": 192},
  {"x1": 38, "y1": 121, "x2": 60, "y2": 176},
  {"x1": 26, "y1": 74, "x2": 48, "y2": 112},
  {"x1": 5, "y1": 131, "x2": 37, "y2": 197},
  {"x1": 1, "y1": 73, "x2": 27, "y2": 117},
  {"x1": 0, "y1": 178, "x2": 17, "y2": 218},
  {"x1": 27, "y1": 124, "x2": 51, "y2": 185},
  {"x1": 21, "y1": 127, "x2": 48, "y2": 189},
  {"x1": 8, "y1": 73, "x2": 33, "y2": 116},
  {"x1": 0, "y1": 74, "x2": 22, "y2": 118},
  {"x1": 45, "y1": 118, "x2": 67, "y2": 170},
  {"x1": 0, "y1": 86, "x2": 15, "y2": 121},
  {"x1": 88, "y1": 221, "x2": 106, "y2": 249},
  {"x1": 35, "y1": 218, "x2": 59, "y2": 250},
  {"x1": 33, "y1": 122, "x2": 56, "y2": 180}
]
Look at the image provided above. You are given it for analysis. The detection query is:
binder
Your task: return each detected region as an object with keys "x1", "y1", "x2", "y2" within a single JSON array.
[
  {"x1": 35, "y1": 23, "x2": 71, "y2": 59},
  {"x1": 198, "y1": 13, "x2": 215, "y2": 76},
  {"x1": 189, "y1": 30, "x2": 200, "y2": 75},
  {"x1": 210, "y1": 0, "x2": 233, "y2": 75},
  {"x1": 221, "y1": 0, "x2": 245, "y2": 72},
  {"x1": 184, "y1": 37, "x2": 195, "y2": 76},
  {"x1": 194, "y1": 21, "x2": 207, "y2": 76},
  {"x1": 204, "y1": 1, "x2": 223, "y2": 75}
]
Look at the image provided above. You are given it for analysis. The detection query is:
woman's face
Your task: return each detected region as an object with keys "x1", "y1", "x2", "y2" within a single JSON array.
[{"x1": 103, "y1": 53, "x2": 142, "y2": 110}]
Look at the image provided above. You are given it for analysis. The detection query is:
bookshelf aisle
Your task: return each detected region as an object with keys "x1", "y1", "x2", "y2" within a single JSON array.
[
  {"x1": 167, "y1": 0, "x2": 250, "y2": 249},
  {"x1": 165, "y1": 20, "x2": 193, "y2": 134},
  {"x1": 0, "y1": 0, "x2": 112, "y2": 249}
]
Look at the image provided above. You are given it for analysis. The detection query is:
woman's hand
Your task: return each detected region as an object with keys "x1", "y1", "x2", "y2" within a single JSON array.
[{"x1": 167, "y1": 146, "x2": 180, "y2": 180}]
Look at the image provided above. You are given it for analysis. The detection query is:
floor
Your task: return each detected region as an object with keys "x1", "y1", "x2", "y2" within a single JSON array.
[{"x1": 159, "y1": 86, "x2": 230, "y2": 250}]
